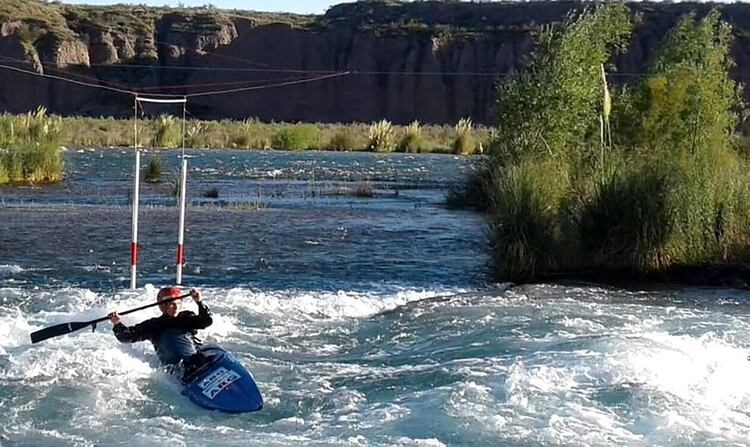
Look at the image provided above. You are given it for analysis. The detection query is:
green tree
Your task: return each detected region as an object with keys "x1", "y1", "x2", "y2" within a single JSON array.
[
  {"x1": 616, "y1": 10, "x2": 742, "y2": 156},
  {"x1": 490, "y1": 3, "x2": 632, "y2": 167}
]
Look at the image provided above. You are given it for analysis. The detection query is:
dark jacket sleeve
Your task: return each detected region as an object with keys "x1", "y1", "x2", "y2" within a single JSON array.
[
  {"x1": 176, "y1": 302, "x2": 213, "y2": 330},
  {"x1": 113, "y1": 318, "x2": 158, "y2": 343}
]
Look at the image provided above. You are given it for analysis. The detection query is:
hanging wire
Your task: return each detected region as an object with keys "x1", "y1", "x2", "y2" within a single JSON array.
[{"x1": 0, "y1": 62, "x2": 350, "y2": 99}]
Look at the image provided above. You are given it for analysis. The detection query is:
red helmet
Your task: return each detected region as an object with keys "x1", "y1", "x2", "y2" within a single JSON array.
[{"x1": 157, "y1": 286, "x2": 182, "y2": 301}]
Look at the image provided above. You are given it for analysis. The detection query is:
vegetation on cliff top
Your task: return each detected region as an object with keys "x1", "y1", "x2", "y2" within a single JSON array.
[
  {"x1": 0, "y1": 0, "x2": 560, "y2": 58},
  {"x1": 476, "y1": 4, "x2": 750, "y2": 283}
]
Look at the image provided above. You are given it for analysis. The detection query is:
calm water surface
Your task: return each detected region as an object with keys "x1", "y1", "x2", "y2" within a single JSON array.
[{"x1": 1, "y1": 149, "x2": 749, "y2": 446}]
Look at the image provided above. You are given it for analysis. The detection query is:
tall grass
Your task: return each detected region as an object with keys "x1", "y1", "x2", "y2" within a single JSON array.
[
  {"x1": 489, "y1": 158, "x2": 570, "y2": 281},
  {"x1": 152, "y1": 114, "x2": 181, "y2": 148},
  {"x1": 327, "y1": 128, "x2": 360, "y2": 151},
  {"x1": 397, "y1": 120, "x2": 424, "y2": 153},
  {"x1": 368, "y1": 119, "x2": 395, "y2": 152},
  {"x1": 185, "y1": 122, "x2": 205, "y2": 148},
  {"x1": 452, "y1": 117, "x2": 475, "y2": 155},
  {"x1": 230, "y1": 118, "x2": 255, "y2": 149},
  {"x1": 0, "y1": 107, "x2": 64, "y2": 184}
]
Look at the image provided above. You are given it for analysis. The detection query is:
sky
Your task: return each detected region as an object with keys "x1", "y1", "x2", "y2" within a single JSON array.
[{"x1": 61, "y1": 0, "x2": 350, "y2": 14}]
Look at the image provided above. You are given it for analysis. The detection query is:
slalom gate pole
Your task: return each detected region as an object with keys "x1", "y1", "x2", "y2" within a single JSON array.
[
  {"x1": 176, "y1": 156, "x2": 187, "y2": 284},
  {"x1": 176, "y1": 97, "x2": 188, "y2": 285},
  {"x1": 131, "y1": 96, "x2": 140, "y2": 289}
]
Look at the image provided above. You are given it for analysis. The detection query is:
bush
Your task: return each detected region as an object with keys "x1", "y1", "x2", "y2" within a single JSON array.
[
  {"x1": 271, "y1": 124, "x2": 318, "y2": 150},
  {"x1": 446, "y1": 159, "x2": 492, "y2": 211},
  {"x1": 575, "y1": 162, "x2": 676, "y2": 271}
]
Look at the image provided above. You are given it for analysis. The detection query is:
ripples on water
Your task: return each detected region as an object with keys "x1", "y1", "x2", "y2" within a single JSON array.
[{"x1": 1, "y1": 150, "x2": 750, "y2": 446}]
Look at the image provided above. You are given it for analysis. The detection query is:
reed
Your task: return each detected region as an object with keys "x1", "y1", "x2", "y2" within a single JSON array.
[{"x1": 327, "y1": 129, "x2": 360, "y2": 151}]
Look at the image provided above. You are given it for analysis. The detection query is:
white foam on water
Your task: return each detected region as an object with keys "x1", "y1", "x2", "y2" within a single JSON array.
[
  {"x1": 0, "y1": 265, "x2": 22, "y2": 277},
  {"x1": 7, "y1": 283, "x2": 750, "y2": 446},
  {"x1": 221, "y1": 287, "x2": 460, "y2": 321},
  {"x1": 390, "y1": 437, "x2": 446, "y2": 447},
  {"x1": 429, "y1": 287, "x2": 750, "y2": 446},
  {"x1": 0, "y1": 310, "x2": 33, "y2": 351},
  {"x1": 600, "y1": 330, "x2": 750, "y2": 442}
]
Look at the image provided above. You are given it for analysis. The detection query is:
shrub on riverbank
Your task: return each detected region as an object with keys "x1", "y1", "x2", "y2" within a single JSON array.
[
  {"x1": 271, "y1": 124, "x2": 318, "y2": 150},
  {"x1": 478, "y1": 5, "x2": 750, "y2": 282},
  {"x1": 0, "y1": 107, "x2": 63, "y2": 184}
]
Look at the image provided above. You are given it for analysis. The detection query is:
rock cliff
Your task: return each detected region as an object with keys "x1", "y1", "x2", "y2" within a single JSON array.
[{"x1": 0, "y1": 0, "x2": 749, "y2": 124}]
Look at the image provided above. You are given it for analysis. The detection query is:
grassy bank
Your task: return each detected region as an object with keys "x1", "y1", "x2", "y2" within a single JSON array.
[
  {"x1": 468, "y1": 5, "x2": 750, "y2": 282},
  {"x1": 58, "y1": 116, "x2": 489, "y2": 154}
]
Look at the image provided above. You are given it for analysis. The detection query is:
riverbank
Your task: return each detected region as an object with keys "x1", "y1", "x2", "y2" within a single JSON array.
[{"x1": 58, "y1": 115, "x2": 488, "y2": 154}]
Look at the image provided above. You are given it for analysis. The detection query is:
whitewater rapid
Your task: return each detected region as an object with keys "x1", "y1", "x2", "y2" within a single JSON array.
[{"x1": 2, "y1": 280, "x2": 750, "y2": 446}]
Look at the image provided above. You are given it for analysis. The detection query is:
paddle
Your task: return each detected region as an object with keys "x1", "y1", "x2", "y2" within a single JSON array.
[{"x1": 29, "y1": 292, "x2": 191, "y2": 344}]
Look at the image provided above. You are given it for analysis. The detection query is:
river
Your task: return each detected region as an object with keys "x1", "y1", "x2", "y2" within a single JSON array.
[{"x1": 0, "y1": 149, "x2": 749, "y2": 446}]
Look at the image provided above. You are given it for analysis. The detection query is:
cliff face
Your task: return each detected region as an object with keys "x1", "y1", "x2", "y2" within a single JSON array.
[{"x1": 0, "y1": 1, "x2": 749, "y2": 124}]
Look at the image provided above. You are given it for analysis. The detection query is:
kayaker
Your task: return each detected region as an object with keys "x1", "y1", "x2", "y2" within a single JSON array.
[{"x1": 107, "y1": 286, "x2": 213, "y2": 380}]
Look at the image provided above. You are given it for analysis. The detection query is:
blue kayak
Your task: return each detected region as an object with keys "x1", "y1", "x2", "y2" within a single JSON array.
[{"x1": 181, "y1": 345, "x2": 263, "y2": 413}]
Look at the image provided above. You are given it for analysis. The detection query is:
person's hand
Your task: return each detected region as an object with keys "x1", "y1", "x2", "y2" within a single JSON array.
[
  {"x1": 190, "y1": 288, "x2": 201, "y2": 303},
  {"x1": 108, "y1": 312, "x2": 121, "y2": 325}
]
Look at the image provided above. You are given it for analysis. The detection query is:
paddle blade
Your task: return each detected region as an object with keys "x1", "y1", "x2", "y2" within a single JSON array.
[{"x1": 30, "y1": 321, "x2": 92, "y2": 344}]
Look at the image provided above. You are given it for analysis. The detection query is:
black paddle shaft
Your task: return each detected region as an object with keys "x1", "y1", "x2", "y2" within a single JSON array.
[{"x1": 29, "y1": 293, "x2": 191, "y2": 344}]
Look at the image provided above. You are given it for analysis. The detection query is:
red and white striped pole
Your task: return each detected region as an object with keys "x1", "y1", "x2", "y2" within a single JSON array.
[
  {"x1": 176, "y1": 156, "x2": 187, "y2": 285},
  {"x1": 130, "y1": 96, "x2": 140, "y2": 289}
]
